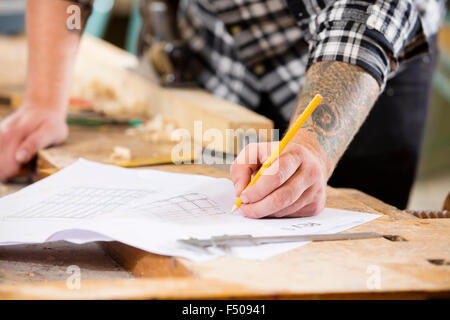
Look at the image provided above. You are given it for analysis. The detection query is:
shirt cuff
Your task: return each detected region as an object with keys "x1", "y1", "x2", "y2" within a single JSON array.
[
  {"x1": 307, "y1": 21, "x2": 393, "y2": 89},
  {"x1": 308, "y1": 16, "x2": 430, "y2": 89},
  {"x1": 289, "y1": 0, "x2": 431, "y2": 89}
]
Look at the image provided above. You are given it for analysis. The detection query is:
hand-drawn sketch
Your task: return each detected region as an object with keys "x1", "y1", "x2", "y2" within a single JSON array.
[
  {"x1": 133, "y1": 193, "x2": 227, "y2": 222},
  {"x1": 281, "y1": 222, "x2": 321, "y2": 231},
  {"x1": 0, "y1": 160, "x2": 381, "y2": 261},
  {"x1": 6, "y1": 186, "x2": 150, "y2": 219}
]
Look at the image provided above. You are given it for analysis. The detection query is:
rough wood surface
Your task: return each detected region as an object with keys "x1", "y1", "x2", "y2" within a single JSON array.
[
  {"x1": 1, "y1": 152, "x2": 440, "y2": 299},
  {"x1": 1, "y1": 277, "x2": 448, "y2": 300},
  {"x1": 330, "y1": 188, "x2": 416, "y2": 220},
  {"x1": 0, "y1": 242, "x2": 132, "y2": 284},
  {"x1": 0, "y1": 34, "x2": 448, "y2": 299},
  {"x1": 100, "y1": 242, "x2": 192, "y2": 278},
  {"x1": 0, "y1": 214, "x2": 449, "y2": 299},
  {"x1": 1, "y1": 155, "x2": 449, "y2": 298},
  {"x1": 2, "y1": 107, "x2": 448, "y2": 299},
  {"x1": 36, "y1": 124, "x2": 185, "y2": 170}
]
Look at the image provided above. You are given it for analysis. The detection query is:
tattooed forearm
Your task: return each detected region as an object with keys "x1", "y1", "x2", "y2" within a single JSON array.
[{"x1": 290, "y1": 61, "x2": 380, "y2": 176}]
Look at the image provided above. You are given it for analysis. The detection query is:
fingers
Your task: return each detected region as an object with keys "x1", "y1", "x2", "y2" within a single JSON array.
[
  {"x1": 239, "y1": 145, "x2": 303, "y2": 203},
  {"x1": 238, "y1": 166, "x2": 311, "y2": 219},
  {"x1": 235, "y1": 142, "x2": 327, "y2": 219},
  {"x1": 0, "y1": 119, "x2": 24, "y2": 181},
  {"x1": 230, "y1": 142, "x2": 276, "y2": 196},
  {"x1": 288, "y1": 200, "x2": 325, "y2": 217},
  {"x1": 268, "y1": 184, "x2": 325, "y2": 218},
  {"x1": 230, "y1": 162, "x2": 254, "y2": 197},
  {"x1": 0, "y1": 108, "x2": 68, "y2": 182},
  {"x1": 15, "y1": 124, "x2": 53, "y2": 164}
]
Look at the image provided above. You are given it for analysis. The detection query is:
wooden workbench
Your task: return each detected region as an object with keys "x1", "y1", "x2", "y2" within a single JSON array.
[
  {"x1": 0, "y1": 85, "x2": 449, "y2": 300},
  {"x1": 0, "y1": 34, "x2": 449, "y2": 299},
  {"x1": 0, "y1": 133, "x2": 449, "y2": 298}
]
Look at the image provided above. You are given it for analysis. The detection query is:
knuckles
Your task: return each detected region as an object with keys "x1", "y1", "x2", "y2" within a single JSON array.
[
  {"x1": 286, "y1": 142, "x2": 304, "y2": 156},
  {"x1": 307, "y1": 163, "x2": 322, "y2": 181},
  {"x1": 232, "y1": 142, "x2": 327, "y2": 219},
  {"x1": 25, "y1": 137, "x2": 39, "y2": 153},
  {"x1": 272, "y1": 189, "x2": 296, "y2": 209}
]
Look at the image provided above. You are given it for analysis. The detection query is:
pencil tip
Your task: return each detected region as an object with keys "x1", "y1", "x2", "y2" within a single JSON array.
[{"x1": 231, "y1": 205, "x2": 238, "y2": 213}]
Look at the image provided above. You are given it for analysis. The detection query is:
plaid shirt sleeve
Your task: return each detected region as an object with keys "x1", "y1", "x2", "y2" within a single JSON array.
[{"x1": 286, "y1": 0, "x2": 430, "y2": 88}]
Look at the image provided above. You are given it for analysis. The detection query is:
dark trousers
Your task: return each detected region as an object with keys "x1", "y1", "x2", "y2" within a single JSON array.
[{"x1": 328, "y1": 36, "x2": 439, "y2": 209}]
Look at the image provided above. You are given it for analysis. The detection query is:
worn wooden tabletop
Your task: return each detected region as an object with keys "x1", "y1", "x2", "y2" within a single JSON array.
[
  {"x1": 0, "y1": 34, "x2": 449, "y2": 299},
  {"x1": 0, "y1": 145, "x2": 449, "y2": 299},
  {"x1": 0, "y1": 104, "x2": 450, "y2": 299}
]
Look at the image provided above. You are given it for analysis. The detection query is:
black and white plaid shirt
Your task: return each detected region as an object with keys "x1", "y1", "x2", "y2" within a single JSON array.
[
  {"x1": 178, "y1": 0, "x2": 446, "y2": 123},
  {"x1": 72, "y1": 0, "x2": 446, "y2": 124}
]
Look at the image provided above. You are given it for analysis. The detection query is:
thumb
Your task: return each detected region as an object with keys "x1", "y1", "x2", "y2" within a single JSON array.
[{"x1": 15, "y1": 126, "x2": 51, "y2": 164}]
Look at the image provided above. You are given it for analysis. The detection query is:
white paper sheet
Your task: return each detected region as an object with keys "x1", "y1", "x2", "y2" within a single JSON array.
[{"x1": 0, "y1": 159, "x2": 381, "y2": 261}]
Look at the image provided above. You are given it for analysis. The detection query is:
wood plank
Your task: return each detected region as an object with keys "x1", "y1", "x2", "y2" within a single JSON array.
[
  {"x1": 72, "y1": 36, "x2": 273, "y2": 154},
  {"x1": 35, "y1": 124, "x2": 188, "y2": 176},
  {"x1": 0, "y1": 242, "x2": 132, "y2": 285},
  {"x1": 0, "y1": 35, "x2": 273, "y2": 154},
  {"x1": 0, "y1": 150, "x2": 447, "y2": 298},
  {"x1": 33, "y1": 141, "x2": 450, "y2": 299},
  {"x1": 327, "y1": 188, "x2": 416, "y2": 220},
  {"x1": 1, "y1": 277, "x2": 449, "y2": 300},
  {"x1": 1, "y1": 217, "x2": 449, "y2": 299},
  {"x1": 100, "y1": 242, "x2": 192, "y2": 278}
]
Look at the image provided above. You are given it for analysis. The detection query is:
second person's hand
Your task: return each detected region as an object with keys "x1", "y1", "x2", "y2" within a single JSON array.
[{"x1": 0, "y1": 105, "x2": 68, "y2": 182}]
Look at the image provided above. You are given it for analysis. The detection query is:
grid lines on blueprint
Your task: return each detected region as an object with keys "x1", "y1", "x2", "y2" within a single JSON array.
[
  {"x1": 133, "y1": 193, "x2": 226, "y2": 222},
  {"x1": 6, "y1": 186, "x2": 150, "y2": 219}
]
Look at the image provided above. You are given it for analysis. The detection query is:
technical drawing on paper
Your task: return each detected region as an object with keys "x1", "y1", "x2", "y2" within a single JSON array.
[
  {"x1": 281, "y1": 222, "x2": 322, "y2": 231},
  {"x1": 6, "y1": 186, "x2": 150, "y2": 219},
  {"x1": 133, "y1": 193, "x2": 227, "y2": 222}
]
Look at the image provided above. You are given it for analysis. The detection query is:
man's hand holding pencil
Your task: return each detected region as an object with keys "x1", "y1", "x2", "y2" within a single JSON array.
[{"x1": 230, "y1": 95, "x2": 327, "y2": 218}]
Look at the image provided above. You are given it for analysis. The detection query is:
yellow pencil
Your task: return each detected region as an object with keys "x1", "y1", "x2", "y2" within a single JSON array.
[{"x1": 231, "y1": 94, "x2": 323, "y2": 213}]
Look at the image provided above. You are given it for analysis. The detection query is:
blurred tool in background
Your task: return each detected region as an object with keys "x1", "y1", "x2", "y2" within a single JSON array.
[{"x1": 137, "y1": 0, "x2": 198, "y2": 87}]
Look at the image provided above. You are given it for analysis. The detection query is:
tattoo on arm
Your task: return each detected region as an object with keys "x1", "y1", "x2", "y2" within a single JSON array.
[{"x1": 291, "y1": 61, "x2": 380, "y2": 173}]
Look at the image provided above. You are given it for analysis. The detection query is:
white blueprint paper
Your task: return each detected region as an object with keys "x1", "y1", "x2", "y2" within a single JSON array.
[{"x1": 0, "y1": 159, "x2": 380, "y2": 261}]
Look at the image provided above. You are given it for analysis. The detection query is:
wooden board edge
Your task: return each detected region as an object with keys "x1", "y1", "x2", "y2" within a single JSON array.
[
  {"x1": 337, "y1": 188, "x2": 417, "y2": 220},
  {"x1": 0, "y1": 277, "x2": 448, "y2": 300},
  {"x1": 101, "y1": 242, "x2": 192, "y2": 278}
]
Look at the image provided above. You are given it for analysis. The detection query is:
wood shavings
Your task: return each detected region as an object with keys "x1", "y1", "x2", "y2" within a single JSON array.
[
  {"x1": 125, "y1": 114, "x2": 178, "y2": 143},
  {"x1": 72, "y1": 80, "x2": 116, "y2": 102},
  {"x1": 71, "y1": 80, "x2": 148, "y2": 119},
  {"x1": 109, "y1": 146, "x2": 132, "y2": 161}
]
